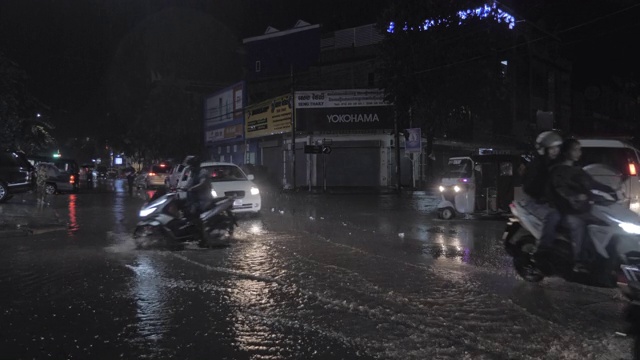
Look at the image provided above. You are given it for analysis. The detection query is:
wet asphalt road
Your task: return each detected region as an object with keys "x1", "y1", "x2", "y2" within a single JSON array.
[{"x1": 0, "y1": 179, "x2": 637, "y2": 359}]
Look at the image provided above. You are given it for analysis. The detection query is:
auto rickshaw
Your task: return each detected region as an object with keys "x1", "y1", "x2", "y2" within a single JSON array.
[{"x1": 436, "y1": 152, "x2": 529, "y2": 220}]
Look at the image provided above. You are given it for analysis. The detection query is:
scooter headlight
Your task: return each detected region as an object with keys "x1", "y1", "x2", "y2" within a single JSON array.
[
  {"x1": 211, "y1": 189, "x2": 218, "y2": 198},
  {"x1": 439, "y1": 186, "x2": 445, "y2": 192},
  {"x1": 619, "y1": 222, "x2": 640, "y2": 235},
  {"x1": 453, "y1": 185, "x2": 461, "y2": 193},
  {"x1": 139, "y1": 207, "x2": 158, "y2": 217}
]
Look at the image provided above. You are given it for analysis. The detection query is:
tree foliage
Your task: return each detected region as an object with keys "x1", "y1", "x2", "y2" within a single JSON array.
[
  {"x1": 107, "y1": 7, "x2": 242, "y2": 163},
  {"x1": 377, "y1": 0, "x2": 516, "y2": 143},
  {"x1": 0, "y1": 53, "x2": 55, "y2": 154}
]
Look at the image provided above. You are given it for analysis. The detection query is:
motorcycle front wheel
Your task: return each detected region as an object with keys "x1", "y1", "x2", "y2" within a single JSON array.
[{"x1": 133, "y1": 225, "x2": 169, "y2": 250}]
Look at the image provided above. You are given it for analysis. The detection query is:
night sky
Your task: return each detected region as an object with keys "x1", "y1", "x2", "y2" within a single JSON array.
[{"x1": 0, "y1": 0, "x2": 637, "y2": 138}]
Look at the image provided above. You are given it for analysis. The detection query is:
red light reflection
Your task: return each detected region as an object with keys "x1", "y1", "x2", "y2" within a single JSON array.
[{"x1": 68, "y1": 194, "x2": 78, "y2": 235}]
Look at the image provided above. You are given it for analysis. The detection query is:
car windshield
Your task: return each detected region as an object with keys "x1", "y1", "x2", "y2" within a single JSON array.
[
  {"x1": 54, "y1": 161, "x2": 78, "y2": 174},
  {"x1": 204, "y1": 165, "x2": 247, "y2": 181},
  {"x1": 151, "y1": 165, "x2": 170, "y2": 174},
  {"x1": 578, "y1": 147, "x2": 638, "y2": 176},
  {"x1": 444, "y1": 158, "x2": 473, "y2": 178}
]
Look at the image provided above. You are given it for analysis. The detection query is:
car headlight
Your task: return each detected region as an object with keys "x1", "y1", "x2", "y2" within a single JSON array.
[
  {"x1": 453, "y1": 185, "x2": 461, "y2": 193},
  {"x1": 619, "y1": 222, "x2": 640, "y2": 235},
  {"x1": 438, "y1": 186, "x2": 445, "y2": 192},
  {"x1": 250, "y1": 186, "x2": 260, "y2": 195},
  {"x1": 211, "y1": 189, "x2": 218, "y2": 198},
  {"x1": 139, "y1": 207, "x2": 157, "y2": 217}
]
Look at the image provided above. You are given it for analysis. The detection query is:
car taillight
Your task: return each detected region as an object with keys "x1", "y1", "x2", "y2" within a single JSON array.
[
  {"x1": 69, "y1": 175, "x2": 75, "y2": 184},
  {"x1": 629, "y1": 163, "x2": 637, "y2": 176},
  {"x1": 148, "y1": 172, "x2": 156, "y2": 176}
]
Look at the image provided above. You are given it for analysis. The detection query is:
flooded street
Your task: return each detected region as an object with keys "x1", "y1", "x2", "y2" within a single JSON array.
[{"x1": 0, "y1": 179, "x2": 635, "y2": 359}]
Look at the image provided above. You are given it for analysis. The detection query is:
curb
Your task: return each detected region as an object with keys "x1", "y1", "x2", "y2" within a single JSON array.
[{"x1": 0, "y1": 223, "x2": 67, "y2": 238}]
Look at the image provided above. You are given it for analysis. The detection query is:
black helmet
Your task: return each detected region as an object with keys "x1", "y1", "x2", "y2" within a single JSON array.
[
  {"x1": 534, "y1": 131, "x2": 563, "y2": 155},
  {"x1": 184, "y1": 155, "x2": 200, "y2": 167}
]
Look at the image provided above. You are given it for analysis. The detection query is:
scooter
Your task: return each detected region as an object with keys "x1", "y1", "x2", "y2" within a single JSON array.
[
  {"x1": 133, "y1": 190, "x2": 237, "y2": 249},
  {"x1": 503, "y1": 177, "x2": 640, "y2": 302}
]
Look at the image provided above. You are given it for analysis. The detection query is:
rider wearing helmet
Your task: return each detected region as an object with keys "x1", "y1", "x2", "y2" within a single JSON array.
[
  {"x1": 183, "y1": 155, "x2": 212, "y2": 241},
  {"x1": 521, "y1": 131, "x2": 564, "y2": 249}
]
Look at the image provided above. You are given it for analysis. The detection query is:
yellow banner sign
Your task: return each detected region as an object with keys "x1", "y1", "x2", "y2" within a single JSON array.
[{"x1": 245, "y1": 95, "x2": 292, "y2": 139}]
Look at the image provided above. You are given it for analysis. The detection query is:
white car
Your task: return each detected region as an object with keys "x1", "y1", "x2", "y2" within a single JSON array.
[
  {"x1": 177, "y1": 162, "x2": 261, "y2": 214},
  {"x1": 165, "y1": 163, "x2": 186, "y2": 190}
]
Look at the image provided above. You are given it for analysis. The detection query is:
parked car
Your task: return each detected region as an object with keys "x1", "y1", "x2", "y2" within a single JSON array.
[
  {"x1": 28, "y1": 155, "x2": 80, "y2": 185},
  {"x1": 165, "y1": 163, "x2": 187, "y2": 190},
  {"x1": 36, "y1": 162, "x2": 78, "y2": 194},
  {"x1": 96, "y1": 165, "x2": 108, "y2": 179},
  {"x1": 176, "y1": 161, "x2": 261, "y2": 214},
  {"x1": 135, "y1": 163, "x2": 171, "y2": 189},
  {"x1": 577, "y1": 137, "x2": 640, "y2": 213},
  {"x1": 0, "y1": 149, "x2": 35, "y2": 203},
  {"x1": 80, "y1": 163, "x2": 98, "y2": 185}
]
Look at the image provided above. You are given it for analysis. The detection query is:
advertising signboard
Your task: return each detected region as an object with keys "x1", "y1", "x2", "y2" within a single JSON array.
[
  {"x1": 204, "y1": 82, "x2": 245, "y2": 128},
  {"x1": 205, "y1": 128, "x2": 225, "y2": 143},
  {"x1": 405, "y1": 128, "x2": 422, "y2": 153},
  {"x1": 294, "y1": 89, "x2": 394, "y2": 131},
  {"x1": 245, "y1": 94, "x2": 292, "y2": 139}
]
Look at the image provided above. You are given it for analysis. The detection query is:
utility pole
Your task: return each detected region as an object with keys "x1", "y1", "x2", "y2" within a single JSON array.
[
  {"x1": 394, "y1": 107, "x2": 401, "y2": 194},
  {"x1": 291, "y1": 64, "x2": 296, "y2": 190}
]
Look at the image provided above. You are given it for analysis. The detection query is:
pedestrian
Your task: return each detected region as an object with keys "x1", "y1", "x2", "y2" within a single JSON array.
[{"x1": 125, "y1": 164, "x2": 136, "y2": 195}]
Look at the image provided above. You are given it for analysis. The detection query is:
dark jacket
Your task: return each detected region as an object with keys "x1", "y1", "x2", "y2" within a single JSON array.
[
  {"x1": 523, "y1": 156, "x2": 555, "y2": 201},
  {"x1": 185, "y1": 167, "x2": 212, "y2": 208},
  {"x1": 547, "y1": 163, "x2": 614, "y2": 214}
]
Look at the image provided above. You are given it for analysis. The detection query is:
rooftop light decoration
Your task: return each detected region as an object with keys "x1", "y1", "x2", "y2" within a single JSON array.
[{"x1": 387, "y1": 1, "x2": 516, "y2": 33}]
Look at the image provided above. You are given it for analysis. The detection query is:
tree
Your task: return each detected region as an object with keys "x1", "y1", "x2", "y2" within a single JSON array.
[
  {"x1": 107, "y1": 7, "x2": 242, "y2": 162},
  {"x1": 377, "y1": 0, "x2": 518, "y2": 148},
  {"x1": 0, "y1": 53, "x2": 55, "y2": 153}
]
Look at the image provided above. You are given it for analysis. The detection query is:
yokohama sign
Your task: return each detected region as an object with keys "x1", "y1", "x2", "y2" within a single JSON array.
[{"x1": 295, "y1": 89, "x2": 394, "y2": 131}]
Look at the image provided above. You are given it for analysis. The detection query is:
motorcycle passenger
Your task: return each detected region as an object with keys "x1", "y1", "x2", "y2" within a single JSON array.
[
  {"x1": 183, "y1": 156, "x2": 213, "y2": 241},
  {"x1": 521, "y1": 131, "x2": 563, "y2": 249},
  {"x1": 547, "y1": 138, "x2": 616, "y2": 273}
]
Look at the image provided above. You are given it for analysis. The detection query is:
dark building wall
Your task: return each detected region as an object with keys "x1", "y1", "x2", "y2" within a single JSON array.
[{"x1": 244, "y1": 26, "x2": 321, "y2": 81}]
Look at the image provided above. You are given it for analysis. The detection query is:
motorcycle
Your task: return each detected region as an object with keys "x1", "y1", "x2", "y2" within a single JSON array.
[
  {"x1": 503, "y1": 164, "x2": 640, "y2": 303},
  {"x1": 133, "y1": 189, "x2": 237, "y2": 249}
]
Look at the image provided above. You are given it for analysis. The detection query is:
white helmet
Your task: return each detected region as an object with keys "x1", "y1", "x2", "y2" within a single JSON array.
[{"x1": 535, "y1": 131, "x2": 563, "y2": 155}]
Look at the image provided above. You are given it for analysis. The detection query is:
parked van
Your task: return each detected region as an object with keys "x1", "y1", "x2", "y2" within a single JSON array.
[{"x1": 577, "y1": 138, "x2": 640, "y2": 214}]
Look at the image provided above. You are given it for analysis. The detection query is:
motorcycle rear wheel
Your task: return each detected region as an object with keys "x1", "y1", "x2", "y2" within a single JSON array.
[
  {"x1": 514, "y1": 239, "x2": 545, "y2": 283},
  {"x1": 199, "y1": 220, "x2": 235, "y2": 248}
]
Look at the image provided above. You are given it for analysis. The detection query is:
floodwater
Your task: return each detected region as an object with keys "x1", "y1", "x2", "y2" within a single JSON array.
[{"x1": 0, "y1": 179, "x2": 636, "y2": 359}]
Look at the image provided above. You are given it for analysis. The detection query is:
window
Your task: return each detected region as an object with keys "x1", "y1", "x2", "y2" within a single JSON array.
[
  {"x1": 151, "y1": 165, "x2": 170, "y2": 174},
  {"x1": 368, "y1": 72, "x2": 375, "y2": 87},
  {"x1": 444, "y1": 158, "x2": 472, "y2": 178},
  {"x1": 255, "y1": 60, "x2": 261, "y2": 72},
  {"x1": 499, "y1": 60, "x2": 508, "y2": 78},
  {"x1": 226, "y1": 146, "x2": 231, "y2": 153},
  {"x1": 233, "y1": 145, "x2": 237, "y2": 152},
  {"x1": 204, "y1": 165, "x2": 247, "y2": 182},
  {"x1": 579, "y1": 147, "x2": 639, "y2": 175}
]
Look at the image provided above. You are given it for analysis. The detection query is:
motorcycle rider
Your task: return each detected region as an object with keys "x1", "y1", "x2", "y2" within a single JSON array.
[
  {"x1": 547, "y1": 138, "x2": 617, "y2": 272},
  {"x1": 183, "y1": 155, "x2": 213, "y2": 242},
  {"x1": 521, "y1": 131, "x2": 564, "y2": 249}
]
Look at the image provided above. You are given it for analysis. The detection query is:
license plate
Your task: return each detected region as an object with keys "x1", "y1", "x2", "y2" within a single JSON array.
[{"x1": 233, "y1": 199, "x2": 243, "y2": 206}]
